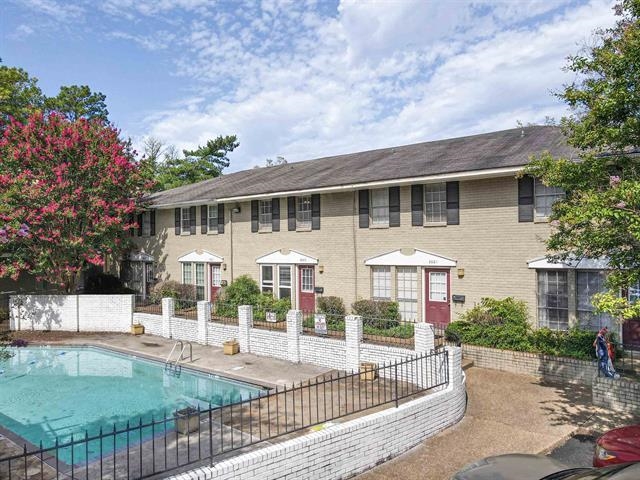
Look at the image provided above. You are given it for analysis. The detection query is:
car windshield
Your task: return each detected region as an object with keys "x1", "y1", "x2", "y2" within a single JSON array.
[{"x1": 542, "y1": 463, "x2": 635, "y2": 480}]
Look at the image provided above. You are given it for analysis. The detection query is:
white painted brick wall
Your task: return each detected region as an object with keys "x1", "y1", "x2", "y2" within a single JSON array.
[
  {"x1": 10, "y1": 295, "x2": 132, "y2": 332},
  {"x1": 299, "y1": 335, "x2": 347, "y2": 370},
  {"x1": 169, "y1": 349, "x2": 466, "y2": 480},
  {"x1": 169, "y1": 317, "x2": 198, "y2": 343},
  {"x1": 249, "y1": 328, "x2": 288, "y2": 359},
  {"x1": 134, "y1": 313, "x2": 163, "y2": 336},
  {"x1": 206, "y1": 322, "x2": 240, "y2": 347},
  {"x1": 593, "y1": 376, "x2": 640, "y2": 412}
]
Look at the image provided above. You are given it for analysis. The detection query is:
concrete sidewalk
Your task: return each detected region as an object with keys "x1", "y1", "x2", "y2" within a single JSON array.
[{"x1": 359, "y1": 367, "x2": 639, "y2": 480}]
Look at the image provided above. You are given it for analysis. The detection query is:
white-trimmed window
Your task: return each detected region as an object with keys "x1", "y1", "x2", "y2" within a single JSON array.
[
  {"x1": 208, "y1": 205, "x2": 218, "y2": 231},
  {"x1": 278, "y1": 265, "x2": 292, "y2": 299},
  {"x1": 425, "y1": 183, "x2": 446, "y2": 224},
  {"x1": 195, "y1": 263, "x2": 205, "y2": 300},
  {"x1": 296, "y1": 196, "x2": 312, "y2": 229},
  {"x1": 372, "y1": 266, "x2": 391, "y2": 300},
  {"x1": 371, "y1": 188, "x2": 389, "y2": 226},
  {"x1": 577, "y1": 271, "x2": 612, "y2": 331},
  {"x1": 182, "y1": 263, "x2": 193, "y2": 285},
  {"x1": 397, "y1": 267, "x2": 418, "y2": 321},
  {"x1": 537, "y1": 271, "x2": 569, "y2": 330},
  {"x1": 259, "y1": 200, "x2": 272, "y2": 230},
  {"x1": 534, "y1": 178, "x2": 564, "y2": 219},
  {"x1": 211, "y1": 264, "x2": 221, "y2": 287},
  {"x1": 301, "y1": 267, "x2": 314, "y2": 292},
  {"x1": 261, "y1": 265, "x2": 274, "y2": 294},
  {"x1": 142, "y1": 211, "x2": 151, "y2": 237},
  {"x1": 181, "y1": 207, "x2": 191, "y2": 232}
]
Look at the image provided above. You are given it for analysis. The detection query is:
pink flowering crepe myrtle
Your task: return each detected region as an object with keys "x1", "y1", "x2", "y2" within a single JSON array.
[{"x1": 0, "y1": 112, "x2": 148, "y2": 291}]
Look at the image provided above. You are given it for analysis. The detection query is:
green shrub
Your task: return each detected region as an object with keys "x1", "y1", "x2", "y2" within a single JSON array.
[
  {"x1": 150, "y1": 280, "x2": 196, "y2": 302},
  {"x1": 317, "y1": 296, "x2": 346, "y2": 316},
  {"x1": 446, "y1": 296, "x2": 603, "y2": 360},
  {"x1": 254, "y1": 294, "x2": 290, "y2": 321},
  {"x1": 219, "y1": 275, "x2": 260, "y2": 306},
  {"x1": 352, "y1": 299, "x2": 401, "y2": 329}
]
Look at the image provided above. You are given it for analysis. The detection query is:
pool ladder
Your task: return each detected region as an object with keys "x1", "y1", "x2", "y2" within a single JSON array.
[{"x1": 165, "y1": 340, "x2": 193, "y2": 376}]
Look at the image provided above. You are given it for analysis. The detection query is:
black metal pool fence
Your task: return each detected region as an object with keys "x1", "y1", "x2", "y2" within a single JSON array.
[{"x1": 0, "y1": 349, "x2": 450, "y2": 480}]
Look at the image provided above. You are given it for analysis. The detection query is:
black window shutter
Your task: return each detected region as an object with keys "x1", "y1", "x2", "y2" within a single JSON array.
[
  {"x1": 251, "y1": 200, "x2": 259, "y2": 232},
  {"x1": 446, "y1": 181, "x2": 460, "y2": 225},
  {"x1": 201, "y1": 205, "x2": 208, "y2": 234},
  {"x1": 358, "y1": 190, "x2": 369, "y2": 228},
  {"x1": 311, "y1": 194, "x2": 321, "y2": 230},
  {"x1": 518, "y1": 176, "x2": 534, "y2": 222},
  {"x1": 189, "y1": 206, "x2": 196, "y2": 234},
  {"x1": 389, "y1": 187, "x2": 400, "y2": 227},
  {"x1": 288, "y1": 196, "x2": 296, "y2": 231},
  {"x1": 174, "y1": 208, "x2": 181, "y2": 235},
  {"x1": 150, "y1": 210, "x2": 156, "y2": 236},
  {"x1": 137, "y1": 213, "x2": 143, "y2": 236},
  {"x1": 217, "y1": 204, "x2": 225, "y2": 234},
  {"x1": 411, "y1": 185, "x2": 424, "y2": 226},
  {"x1": 272, "y1": 198, "x2": 280, "y2": 231}
]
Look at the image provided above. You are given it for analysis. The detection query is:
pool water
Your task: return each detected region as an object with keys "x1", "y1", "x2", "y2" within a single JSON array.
[{"x1": 0, "y1": 346, "x2": 264, "y2": 464}]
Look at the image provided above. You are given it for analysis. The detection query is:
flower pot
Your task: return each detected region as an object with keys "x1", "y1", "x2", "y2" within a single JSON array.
[
  {"x1": 223, "y1": 340, "x2": 239, "y2": 355},
  {"x1": 175, "y1": 407, "x2": 199, "y2": 434},
  {"x1": 131, "y1": 324, "x2": 145, "y2": 335},
  {"x1": 360, "y1": 362, "x2": 378, "y2": 381}
]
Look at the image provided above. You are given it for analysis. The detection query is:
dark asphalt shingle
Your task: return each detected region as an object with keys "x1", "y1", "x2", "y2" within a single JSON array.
[{"x1": 148, "y1": 125, "x2": 574, "y2": 206}]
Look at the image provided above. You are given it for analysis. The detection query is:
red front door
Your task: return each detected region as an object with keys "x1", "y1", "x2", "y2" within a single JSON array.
[
  {"x1": 425, "y1": 269, "x2": 450, "y2": 324},
  {"x1": 298, "y1": 266, "x2": 315, "y2": 312},
  {"x1": 210, "y1": 264, "x2": 221, "y2": 302}
]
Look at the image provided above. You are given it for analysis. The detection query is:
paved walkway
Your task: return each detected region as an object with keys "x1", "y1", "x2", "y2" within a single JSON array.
[{"x1": 359, "y1": 367, "x2": 640, "y2": 480}]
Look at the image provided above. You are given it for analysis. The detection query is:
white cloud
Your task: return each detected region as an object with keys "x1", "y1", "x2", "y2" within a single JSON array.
[
  {"x1": 15, "y1": 0, "x2": 84, "y2": 21},
  {"x1": 135, "y1": 0, "x2": 616, "y2": 171},
  {"x1": 9, "y1": 24, "x2": 34, "y2": 39}
]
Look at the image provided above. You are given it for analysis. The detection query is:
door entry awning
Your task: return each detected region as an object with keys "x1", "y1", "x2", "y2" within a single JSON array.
[
  {"x1": 178, "y1": 250, "x2": 224, "y2": 263},
  {"x1": 256, "y1": 249, "x2": 318, "y2": 265},
  {"x1": 365, "y1": 249, "x2": 456, "y2": 267},
  {"x1": 527, "y1": 256, "x2": 610, "y2": 270}
]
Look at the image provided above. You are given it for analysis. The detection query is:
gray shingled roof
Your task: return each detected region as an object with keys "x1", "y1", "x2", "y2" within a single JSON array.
[{"x1": 148, "y1": 126, "x2": 574, "y2": 206}]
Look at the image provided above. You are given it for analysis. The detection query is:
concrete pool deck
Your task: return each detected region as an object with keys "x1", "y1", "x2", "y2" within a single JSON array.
[{"x1": 10, "y1": 331, "x2": 334, "y2": 388}]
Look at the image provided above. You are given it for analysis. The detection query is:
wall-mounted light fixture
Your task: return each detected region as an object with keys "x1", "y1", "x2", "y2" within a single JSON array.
[
  {"x1": 231, "y1": 205, "x2": 241, "y2": 214},
  {"x1": 318, "y1": 265, "x2": 324, "y2": 274},
  {"x1": 457, "y1": 268, "x2": 465, "y2": 278},
  {"x1": 222, "y1": 263, "x2": 227, "y2": 271}
]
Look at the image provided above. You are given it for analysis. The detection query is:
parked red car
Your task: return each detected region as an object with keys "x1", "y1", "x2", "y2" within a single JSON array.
[{"x1": 594, "y1": 425, "x2": 640, "y2": 467}]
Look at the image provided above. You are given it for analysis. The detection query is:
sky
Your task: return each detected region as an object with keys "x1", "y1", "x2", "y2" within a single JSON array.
[{"x1": 1, "y1": 0, "x2": 618, "y2": 172}]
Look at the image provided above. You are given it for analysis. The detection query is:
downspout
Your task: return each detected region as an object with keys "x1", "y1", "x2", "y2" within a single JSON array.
[
  {"x1": 352, "y1": 191, "x2": 358, "y2": 304},
  {"x1": 229, "y1": 206, "x2": 234, "y2": 282}
]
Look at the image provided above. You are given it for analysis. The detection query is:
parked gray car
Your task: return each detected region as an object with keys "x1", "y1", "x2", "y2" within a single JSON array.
[{"x1": 452, "y1": 454, "x2": 640, "y2": 479}]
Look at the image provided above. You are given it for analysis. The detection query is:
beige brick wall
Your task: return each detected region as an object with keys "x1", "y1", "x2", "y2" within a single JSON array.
[{"x1": 133, "y1": 175, "x2": 551, "y2": 324}]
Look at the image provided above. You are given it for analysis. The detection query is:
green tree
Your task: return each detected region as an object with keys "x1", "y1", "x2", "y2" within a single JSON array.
[
  {"x1": 155, "y1": 135, "x2": 239, "y2": 190},
  {"x1": 0, "y1": 64, "x2": 44, "y2": 124},
  {"x1": 526, "y1": 0, "x2": 640, "y2": 320},
  {"x1": 45, "y1": 85, "x2": 108, "y2": 122}
]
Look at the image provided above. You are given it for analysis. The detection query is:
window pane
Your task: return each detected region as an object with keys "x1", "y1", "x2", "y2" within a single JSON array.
[
  {"x1": 181, "y1": 208, "x2": 190, "y2": 231},
  {"x1": 182, "y1": 263, "x2": 192, "y2": 285},
  {"x1": 576, "y1": 271, "x2": 612, "y2": 331},
  {"x1": 371, "y1": 189, "x2": 389, "y2": 225},
  {"x1": 296, "y1": 196, "x2": 312, "y2": 228},
  {"x1": 208, "y1": 205, "x2": 218, "y2": 229},
  {"x1": 397, "y1": 267, "x2": 417, "y2": 321},
  {"x1": 211, "y1": 265, "x2": 221, "y2": 287},
  {"x1": 259, "y1": 200, "x2": 272, "y2": 228},
  {"x1": 261, "y1": 265, "x2": 273, "y2": 294},
  {"x1": 279, "y1": 288, "x2": 291, "y2": 299},
  {"x1": 372, "y1": 266, "x2": 391, "y2": 300},
  {"x1": 142, "y1": 211, "x2": 151, "y2": 236},
  {"x1": 537, "y1": 271, "x2": 568, "y2": 330},
  {"x1": 535, "y1": 178, "x2": 564, "y2": 218},
  {"x1": 279, "y1": 266, "x2": 291, "y2": 286},
  {"x1": 429, "y1": 272, "x2": 447, "y2": 302},
  {"x1": 425, "y1": 183, "x2": 446, "y2": 223},
  {"x1": 301, "y1": 268, "x2": 314, "y2": 292}
]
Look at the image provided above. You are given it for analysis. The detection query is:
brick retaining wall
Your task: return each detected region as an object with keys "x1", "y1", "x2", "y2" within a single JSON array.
[{"x1": 593, "y1": 375, "x2": 640, "y2": 412}]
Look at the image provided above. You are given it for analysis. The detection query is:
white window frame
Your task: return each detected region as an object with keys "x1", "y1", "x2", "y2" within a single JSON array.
[
  {"x1": 301, "y1": 267, "x2": 314, "y2": 293},
  {"x1": 259, "y1": 200, "x2": 272, "y2": 231},
  {"x1": 182, "y1": 263, "x2": 193, "y2": 285},
  {"x1": 370, "y1": 188, "x2": 389, "y2": 226},
  {"x1": 141, "y1": 211, "x2": 151, "y2": 237},
  {"x1": 372, "y1": 266, "x2": 391, "y2": 300},
  {"x1": 211, "y1": 264, "x2": 222, "y2": 287},
  {"x1": 534, "y1": 178, "x2": 564, "y2": 219},
  {"x1": 278, "y1": 265, "x2": 292, "y2": 300},
  {"x1": 195, "y1": 263, "x2": 205, "y2": 301},
  {"x1": 576, "y1": 271, "x2": 612, "y2": 331},
  {"x1": 397, "y1": 267, "x2": 418, "y2": 322},
  {"x1": 208, "y1": 204, "x2": 218, "y2": 233},
  {"x1": 181, "y1": 207, "x2": 191, "y2": 235},
  {"x1": 424, "y1": 183, "x2": 447, "y2": 224},
  {"x1": 428, "y1": 271, "x2": 448, "y2": 303},
  {"x1": 537, "y1": 270, "x2": 569, "y2": 330},
  {"x1": 261, "y1": 265, "x2": 274, "y2": 294},
  {"x1": 296, "y1": 196, "x2": 312, "y2": 230}
]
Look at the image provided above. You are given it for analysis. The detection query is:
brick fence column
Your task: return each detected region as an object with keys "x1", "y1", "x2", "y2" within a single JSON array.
[
  {"x1": 197, "y1": 301, "x2": 211, "y2": 345},
  {"x1": 286, "y1": 309, "x2": 302, "y2": 363},
  {"x1": 162, "y1": 297, "x2": 175, "y2": 338},
  {"x1": 415, "y1": 323, "x2": 435, "y2": 354},
  {"x1": 345, "y1": 314, "x2": 363, "y2": 372},
  {"x1": 238, "y1": 305, "x2": 253, "y2": 353},
  {"x1": 447, "y1": 346, "x2": 463, "y2": 386}
]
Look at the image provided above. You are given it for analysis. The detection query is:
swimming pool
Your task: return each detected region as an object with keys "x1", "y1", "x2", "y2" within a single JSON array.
[{"x1": 0, "y1": 346, "x2": 265, "y2": 463}]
